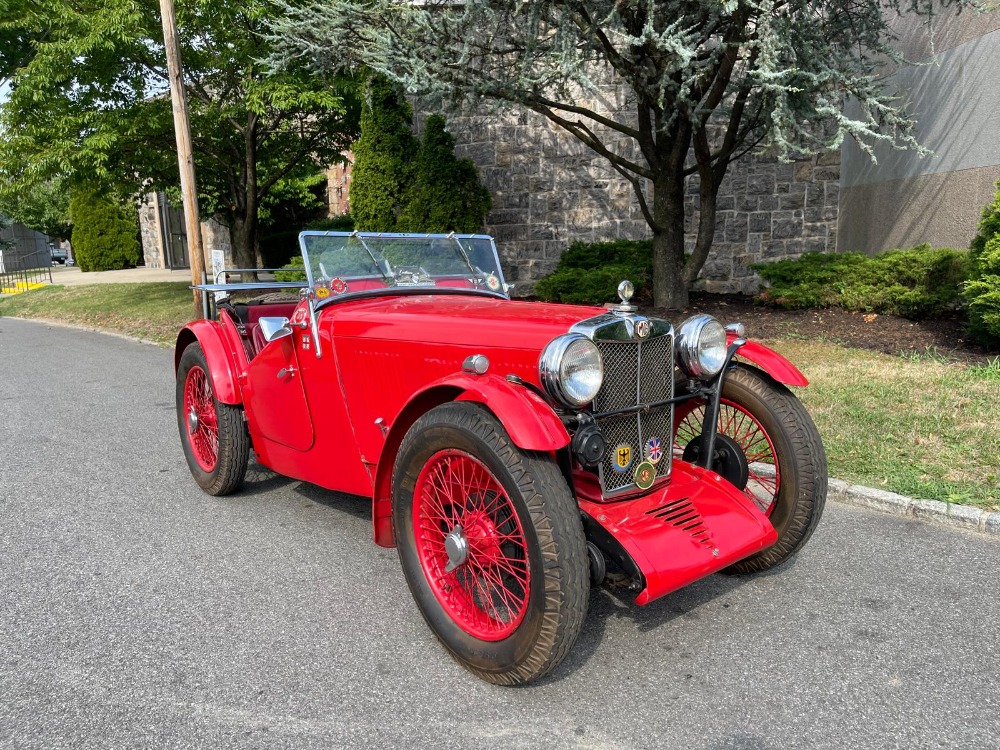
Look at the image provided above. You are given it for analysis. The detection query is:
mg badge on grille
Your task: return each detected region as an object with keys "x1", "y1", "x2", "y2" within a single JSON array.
[{"x1": 635, "y1": 319, "x2": 652, "y2": 339}]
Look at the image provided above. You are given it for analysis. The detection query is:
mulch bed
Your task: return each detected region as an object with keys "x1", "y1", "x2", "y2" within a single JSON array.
[{"x1": 646, "y1": 293, "x2": 996, "y2": 366}]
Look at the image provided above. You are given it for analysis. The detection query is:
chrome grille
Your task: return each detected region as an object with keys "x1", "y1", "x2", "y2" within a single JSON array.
[{"x1": 594, "y1": 333, "x2": 674, "y2": 495}]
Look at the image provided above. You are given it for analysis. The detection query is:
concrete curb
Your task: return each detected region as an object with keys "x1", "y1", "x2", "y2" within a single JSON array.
[{"x1": 828, "y1": 478, "x2": 1000, "y2": 536}]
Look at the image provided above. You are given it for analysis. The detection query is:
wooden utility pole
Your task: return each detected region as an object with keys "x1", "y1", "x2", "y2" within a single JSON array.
[{"x1": 159, "y1": 0, "x2": 206, "y2": 319}]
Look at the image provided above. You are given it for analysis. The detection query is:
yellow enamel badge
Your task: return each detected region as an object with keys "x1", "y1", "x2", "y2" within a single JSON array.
[{"x1": 613, "y1": 444, "x2": 633, "y2": 472}]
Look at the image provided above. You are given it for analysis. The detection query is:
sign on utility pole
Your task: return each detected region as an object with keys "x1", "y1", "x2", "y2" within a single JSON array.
[{"x1": 159, "y1": 0, "x2": 207, "y2": 320}]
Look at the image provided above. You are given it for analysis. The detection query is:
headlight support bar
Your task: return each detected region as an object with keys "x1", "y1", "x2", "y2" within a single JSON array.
[{"x1": 697, "y1": 338, "x2": 747, "y2": 471}]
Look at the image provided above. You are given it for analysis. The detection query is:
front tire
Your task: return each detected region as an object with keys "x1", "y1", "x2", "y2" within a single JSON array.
[
  {"x1": 392, "y1": 402, "x2": 589, "y2": 685},
  {"x1": 674, "y1": 363, "x2": 827, "y2": 574},
  {"x1": 176, "y1": 342, "x2": 250, "y2": 496}
]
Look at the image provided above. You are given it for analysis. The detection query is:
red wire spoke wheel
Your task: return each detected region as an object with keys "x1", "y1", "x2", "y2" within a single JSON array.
[
  {"x1": 673, "y1": 364, "x2": 827, "y2": 575},
  {"x1": 176, "y1": 342, "x2": 250, "y2": 496},
  {"x1": 412, "y1": 450, "x2": 530, "y2": 640},
  {"x1": 674, "y1": 399, "x2": 781, "y2": 516},
  {"x1": 392, "y1": 402, "x2": 588, "y2": 685},
  {"x1": 183, "y1": 365, "x2": 219, "y2": 472}
]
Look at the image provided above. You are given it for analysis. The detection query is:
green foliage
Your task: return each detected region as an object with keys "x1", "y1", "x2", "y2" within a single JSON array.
[
  {"x1": 398, "y1": 115, "x2": 491, "y2": 233},
  {"x1": 349, "y1": 74, "x2": 418, "y2": 232},
  {"x1": 305, "y1": 214, "x2": 355, "y2": 232},
  {"x1": 261, "y1": 215, "x2": 354, "y2": 268},
  {"x1": 349, "y1": 77, "x2": 491, "y2": 234},
  {"x1": 0, "y1": 0, "x2": 360, "y2": 268},
  {"x1": 68, "y1": 190, "x2": 141, "y2": 272},
  {"x1": 275, "y1": 254, "x2": 307, "y2": 282},
  {"x1": 535, "y1": 240, "x2": 653, "y2": 304},
  {"x1": 753, "y1": 245, "x2": 970, "y2": 319},
  {"x1": 964, "y1": 235, "x2": 1000, "y2": 348},
  {"x1": 0, "y1": 178, "x2": 72, "y2": 239},
  {"x1": 965, "y1": 180, "x2": 1000, "y2": 348},
  {"x1": 970, "y1": 180, "x2": 1000, "y2": 273}
]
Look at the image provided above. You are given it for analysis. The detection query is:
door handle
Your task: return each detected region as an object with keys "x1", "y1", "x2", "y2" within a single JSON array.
[{"x1": 277, "y1": 367, "x2": 297, "y2": 379}]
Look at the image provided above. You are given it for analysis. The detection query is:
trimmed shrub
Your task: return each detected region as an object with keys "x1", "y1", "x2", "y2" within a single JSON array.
[
  {"x1": 965, "y1": 234, "x2": 1000, "y2": 347},
  {"x1": 535, "y1": 239, "x2": 653, "y2": 304},
  {"x1": 398, "y1": 115, "x2": 492, "y2": 233},
  {"x1": 275, "y1": 254, "x2": 307, "y2": 282},
  {"x1": 965, "y1": 182, "x2": 1000, "y2": 348},
  {"x1": 69, "y1": 190, "x2": 141, "y2": 272},
  {"x1": 753, "y1": 245, "x2": 970, "y2": 319},
  {"x1": 970, "y1": 180, "x2": 1000, "y2": 273}
]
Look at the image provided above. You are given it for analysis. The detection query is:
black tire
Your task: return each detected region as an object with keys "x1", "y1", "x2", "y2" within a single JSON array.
[
  {"x1": 392, "y1": 402, "x2": 589, "y2": 685},
  {"x1": 677, "y1": 364, "x2": 827, "y2": 574},
  {"x1": 176, "y1": 342, "x2": 250, "y2": 496}
]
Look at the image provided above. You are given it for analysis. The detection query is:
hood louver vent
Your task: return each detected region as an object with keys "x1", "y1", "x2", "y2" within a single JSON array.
[{"x1": 646, "y1": 498, "x2": 713, "y2": 547}]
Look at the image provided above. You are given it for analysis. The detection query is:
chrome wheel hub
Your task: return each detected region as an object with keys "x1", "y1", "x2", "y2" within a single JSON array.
[
  {"x1": 444, "y1": 525, "x2": 469, "y2": 573},
  {"x1": 187, "y1": 407, "x2": 199, "y2": 435}
]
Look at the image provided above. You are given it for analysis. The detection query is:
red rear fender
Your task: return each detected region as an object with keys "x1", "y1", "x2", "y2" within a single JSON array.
[
  {"x1": 174, "y1": 319, "x2": 245, "y2": 405},
  {"x1": 371, "y1": 373, "x2": 570, "y2": 548},
  {"x1": 730, "y1": 337, "x2": 809, "y2": 387}
]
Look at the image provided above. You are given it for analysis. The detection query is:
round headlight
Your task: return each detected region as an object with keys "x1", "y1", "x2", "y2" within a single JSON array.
[
  {"x1": 538, "y1": 333, "x2": 604, "y2": 407},
  {"x1": 677, "y1": 314, "x2": 728, "y2": 379}
]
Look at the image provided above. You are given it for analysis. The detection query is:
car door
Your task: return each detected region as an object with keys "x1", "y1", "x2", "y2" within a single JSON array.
[{"x1": 245, "y1": 329, "x2": 315, "y2": 452}]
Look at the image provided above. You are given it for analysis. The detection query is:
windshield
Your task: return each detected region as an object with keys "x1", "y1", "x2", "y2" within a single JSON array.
[{"x1": 297, "y1": 231, "x2": 509, "y2": 300}]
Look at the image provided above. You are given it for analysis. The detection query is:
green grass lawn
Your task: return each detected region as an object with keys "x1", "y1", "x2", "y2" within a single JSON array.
[
  {"x1": 772, "y1": 340, "x2": 1000, "y2": 510},
  {"x1": 2, "y1": 283, "x2": 996, "y2": 508},
  {"x1": 0, "y1": 283, "x2": 196, "y2": 345}
]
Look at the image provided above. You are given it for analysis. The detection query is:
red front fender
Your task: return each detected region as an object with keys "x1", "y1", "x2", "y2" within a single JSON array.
[
  {"x1": 370, "y1": 372, "x2": 569, "y2": 548},
  {"x1": 729, "y1": 336, "x2": 809, "y2": 387},
  {"x1": 174, "y1": 318, "x2": 245, "y2": 405}
]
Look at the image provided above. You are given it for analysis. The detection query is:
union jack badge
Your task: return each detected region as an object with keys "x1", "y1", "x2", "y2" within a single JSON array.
[{"x1": 644, "y1": 436, "x2": 663, "y2": 465}]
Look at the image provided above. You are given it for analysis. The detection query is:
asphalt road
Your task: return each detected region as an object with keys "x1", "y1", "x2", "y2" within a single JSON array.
[{"x1": 1, "y1": 317, "x2": 998, "y2": 750}]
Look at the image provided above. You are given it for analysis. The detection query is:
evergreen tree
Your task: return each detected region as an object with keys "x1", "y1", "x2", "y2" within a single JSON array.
[
  {"x1": 69, "y1": 191, "x2": 141, "y2": 272},
  {"x1": 350, "y1": 75, "x2": 419, "y2": 231},
  {"x1": 399, "y1": 115, "x2": 492, "y2": 233}
]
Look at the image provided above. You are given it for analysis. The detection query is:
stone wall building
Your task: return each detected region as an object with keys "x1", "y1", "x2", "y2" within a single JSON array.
[
  {"x1": 139, "y1": 192, "x2": 235, "y2": 272},
  {"x1": 444, "y1": 107, "x2": 841, "y2": 297}
]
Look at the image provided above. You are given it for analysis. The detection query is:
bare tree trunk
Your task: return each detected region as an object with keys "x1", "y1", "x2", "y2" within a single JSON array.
[{"x1": 651, "y1": 175, "x2": 690, "y2": 310}]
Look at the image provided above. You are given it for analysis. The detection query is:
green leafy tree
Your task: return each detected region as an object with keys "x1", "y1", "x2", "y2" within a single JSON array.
[
  {"x1": 0, "y1": 178, "x2": 72, "y2": 240},
  {"x1": 399, "y1": 115, "x2": 491, "y2": 233},
  {"x1": 350, "y1": 74, "x2": 419, "y2": 231},
  {"x1": 0, "y1": 1, "x2": 359, "y2": 272},
  {"x1": 270, "y1": 0, "x2": 983, "y2": 308},
  {"x1": 69, "y1": 190, "x2": 141, "y2": 272}
]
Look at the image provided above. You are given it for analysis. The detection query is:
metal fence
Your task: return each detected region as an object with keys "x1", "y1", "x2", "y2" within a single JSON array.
[{"x1": 0, "y1": 248, "x2": 53, "y2": 294}]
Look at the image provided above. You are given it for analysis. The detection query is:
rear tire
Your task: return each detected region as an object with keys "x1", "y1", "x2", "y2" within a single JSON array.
[
  {"x1": 392, "y1": 402, "x2": 589, "y2": 685},
  {"x1": 176, "y1": 342, "x2": 250, "y2": 496},
  {"x1": 674, "y1": 364, "x2": 827, "y2": 574}
]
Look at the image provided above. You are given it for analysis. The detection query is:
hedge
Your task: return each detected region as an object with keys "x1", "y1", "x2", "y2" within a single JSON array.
[
  {"x1": 753, "y1": 245, "x2": 970, "y2": 319},
  {"x1": 535, "y1": 239, "x2": 653, "y2": 305}
]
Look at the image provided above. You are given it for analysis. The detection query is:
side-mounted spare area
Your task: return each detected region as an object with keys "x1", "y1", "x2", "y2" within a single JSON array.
[{"x1": 174, "y1": 232, "x2": 827, "y2": 686}]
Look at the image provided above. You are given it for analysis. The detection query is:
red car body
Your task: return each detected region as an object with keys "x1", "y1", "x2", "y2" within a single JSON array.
[{"x1": 176, "y1": 292, "x2": 807, "y2": 605}]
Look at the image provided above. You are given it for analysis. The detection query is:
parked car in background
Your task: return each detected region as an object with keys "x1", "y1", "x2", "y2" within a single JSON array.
[
  {"x1": 174, "y1": 232, "x2": 828, "y2": 685},
  {"x1": 50, "y1": 245, "x2": 68, "y2": 265}
]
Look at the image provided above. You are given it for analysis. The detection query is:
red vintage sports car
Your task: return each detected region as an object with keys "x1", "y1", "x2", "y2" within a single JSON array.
[{"x1": 175, "y1": 232, "x2": 826, "y2": 685}]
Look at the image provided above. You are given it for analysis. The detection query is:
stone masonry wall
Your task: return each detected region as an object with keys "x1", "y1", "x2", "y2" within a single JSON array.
[
  {"x1": 686, "y1": 150, "x2": 841, "y2": 295},
  {"x1": 444, "y1": 107, "x2": 841, "y2": 297}
]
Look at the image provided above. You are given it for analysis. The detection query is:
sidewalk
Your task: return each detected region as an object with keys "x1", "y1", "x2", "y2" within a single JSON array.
[{"x1": 50, "y1": 265, "x2": 192, "y2": 286}]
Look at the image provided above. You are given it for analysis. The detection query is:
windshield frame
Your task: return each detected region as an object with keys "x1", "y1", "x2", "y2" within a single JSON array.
[{"x1": 296, "y1": 231, "x2": 510, "y2": 304}]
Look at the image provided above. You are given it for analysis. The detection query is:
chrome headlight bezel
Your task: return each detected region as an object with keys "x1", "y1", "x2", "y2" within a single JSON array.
[
  {"x1": 538, "y1": 333, "x2": 604, "y2": 408},
  {"x1": 676, "y1": 314, "x2": 727, "y2": 380}
]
